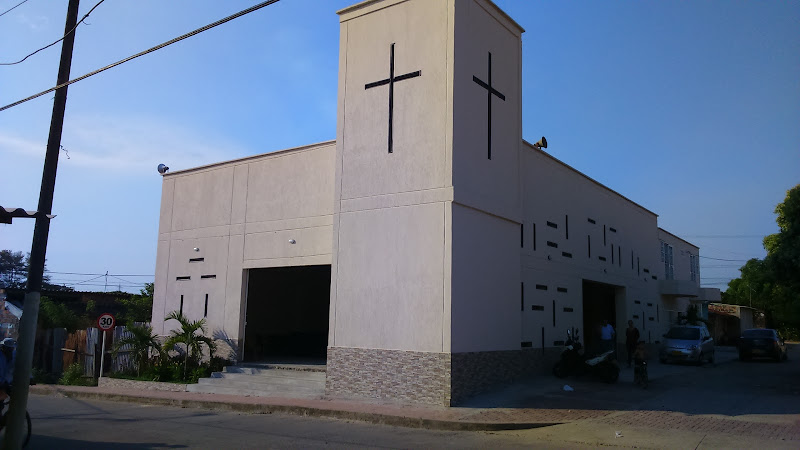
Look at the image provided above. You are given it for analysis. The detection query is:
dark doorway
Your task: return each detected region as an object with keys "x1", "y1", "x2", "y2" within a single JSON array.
[
  {"x1": 582, "y1": 280, "x2": 618, "y2": 356},
  {"x1": 243, "y1": 265, "x2": 331, "y2": 362}
]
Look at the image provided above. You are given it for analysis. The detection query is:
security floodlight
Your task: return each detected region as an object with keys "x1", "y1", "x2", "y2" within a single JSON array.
[
  {"x1": 157, "y1": 164, "x2": 169, "y2": 174},
  {"x1": 532, "y1": 137, "x2": 547, "y2": 150}
]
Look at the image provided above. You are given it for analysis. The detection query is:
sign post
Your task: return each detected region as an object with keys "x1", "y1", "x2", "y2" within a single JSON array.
[{"x1": 97, "y1": 313, "x2": 116, "y2": 380}]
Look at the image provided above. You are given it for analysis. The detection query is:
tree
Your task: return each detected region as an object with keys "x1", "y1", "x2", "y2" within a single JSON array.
[
  {"x1": 38, "y1": 297, "x2": 82, "y2": 332},
  {"x1": 112, "y1": 322, "x2": 163, "y2": 377},
  {"x1": 0, "y1": 249, "x2": 72, "y2": 291},
  {"x1": 163, "y1": 311, "x2": 216, "y2": 379},
  {"x1": 0, "y1": 250, "x2": 26, "y2": 288},
  {"x1": 723, "y1": 184, "x2": 800, "y2": 334},
  {"x1": 117, "y1": 283, "x2": 154, "y2": 324}
]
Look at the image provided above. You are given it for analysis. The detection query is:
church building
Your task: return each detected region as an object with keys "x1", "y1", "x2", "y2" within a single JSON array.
[{"x1": 150, "y1": 0, "x2": 718, "y2": 406}]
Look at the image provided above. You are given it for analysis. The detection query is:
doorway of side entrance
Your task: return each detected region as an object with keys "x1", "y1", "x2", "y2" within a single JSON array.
[
  {"x1": 582, "y1": 280, "x2": 624, "y2": 356},
  {"x1": 243, "y1": 265, "x2": 331, "y2": 363}
]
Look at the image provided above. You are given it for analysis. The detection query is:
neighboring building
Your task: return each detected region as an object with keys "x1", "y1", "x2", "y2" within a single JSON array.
[
  {"x1": 0, "y1": 289, "x2": 21, "y2": 339},
  {"x1": 708, "y1": 303, "x2": 763, "y2": 345},
  {"x1": 151, "y1": 0, "x2": 719, "y2": 405}
]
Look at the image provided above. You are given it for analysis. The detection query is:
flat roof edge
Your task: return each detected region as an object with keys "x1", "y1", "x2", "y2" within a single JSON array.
[
  {"x1": 658, "y1": 227, "x2": 699, "y2": 250},
  {"x1": 162, "y1": 140, "x2": 336, "y2": 177},
  {"x1": 522, "y1": 139, "x2": 658, "y2": 219}
]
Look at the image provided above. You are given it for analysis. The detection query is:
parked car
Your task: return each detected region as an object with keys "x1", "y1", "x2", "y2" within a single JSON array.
[
  {"x1": 738, "y1": 328, "x2": 788, "y2": 362},
  {"x1": 659, "y1": 325, "x2": 715, "y2": 365}
]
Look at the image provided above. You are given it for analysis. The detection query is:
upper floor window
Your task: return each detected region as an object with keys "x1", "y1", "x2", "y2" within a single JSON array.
[
  {"x1": 689, "y1": 253, "x2": 698, "y2": 282},
  {"x1": 662, "y1": 241, "x2": 674, "y2": 280}
]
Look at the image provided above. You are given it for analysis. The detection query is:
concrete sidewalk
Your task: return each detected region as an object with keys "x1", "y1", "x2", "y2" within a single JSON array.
[{"x1": 28, "y1": 346, "x2": 800, "y2": 447}]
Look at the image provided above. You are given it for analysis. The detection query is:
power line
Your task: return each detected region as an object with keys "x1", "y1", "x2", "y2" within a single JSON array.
[
  {"x1": 699, "y1": 256, "x2": 750, "y2": 262},
  {"x1": 682, "y1": 235, "x2": 764, "y2": 239},
  {"x1": 0, "y1": 0, "x2": 106, "y2": 66},
  {"x1": 45, "y1": 271, "x2": 153, "y2": 277},
  {"x1": 0, "y1": 0, "x2": 281, "y2": 112},
  {"x1": 0, "y1": 0, "x2": 30, "y2": 18}
]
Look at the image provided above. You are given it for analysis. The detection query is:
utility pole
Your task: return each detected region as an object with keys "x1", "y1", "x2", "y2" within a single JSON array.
[{"x1": 5, "y1": 0, "x2": 80, "y2": 448}]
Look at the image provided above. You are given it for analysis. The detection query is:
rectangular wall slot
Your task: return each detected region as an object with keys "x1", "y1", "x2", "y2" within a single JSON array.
[
  {"x1": 542, "y1": 327, "x2": 545, "y2": 350},
  {"x1": 561, "y1": 251, "x2": 573, "y2": 258},
  {"x1": 179, "y1": 295, "x2": 184, "y2": 315},
  {"x1": 521, "y1": 341, "x2": 532, "y2": 348},
  {"x1": 547, "y1": 221, "x2": 558, "y2": 229},
  {"x1": 588, "y1": 235, "x2": 591, "y2": 258},
  {"x1": 632, "y1": 314, "x2": 639, "y2": 319},
  {"x1": 634, "y1": 300, "x2": 641, "y2": 304},
  {"x1": 649, "y1": 317, "x2": 655, "y2": 321},
  {"x1": 588, "y1": 218, "x2": 596, "y2": 224},
  {"x1": 618, "y1": 247, "x2": 622, "y2": 267},
  {"x1": 609, "y1": 227, "x2": 617, "y2": 233},
  {"x1": 637, "y1": 257, "x2": 640, "y2": 275},
  {"x1": 647, "y1": 303, "x2": 653, "y2": 307},
  {"x1": 603, "y1": 225, "x2": 607, "y2": 245},
  {"x1": 553, "y1": 340, "x2": 565, "y2": 346},
  {"x1": 200, "y1": 274, "x2": 216, "y2": 279},
  {"x1": 565, "y1": 215, "x2": 569, "y2": 239},
  {"x1": 643, "y1": 268, "x2": 650, "y2": 274},
  {"x1": 535, "y1": 284, "x2": 548, "y2": 291},
  {"x1": 557, "y1": 287, "x2": 568, "y2": 293},
  {"x1": 547, "y1": 241, "x2": 558, "y2": 248},
  {"x1": 176, "y1": 276, "x2": 190, "y2": 281},
  {"x1": 657, "y1": 305, "x2": 660, "y2": 321},
  {"x1": 598, "y1": 256, "x2": 607, "y2": 262},
  {"x1": 531, "y1": 305, "x2": 545, "y2": 311},
  {"x1": 204, "y1": 294, "x2": 208, "y2": 318},
  {"x1": 563, "y1": 307, "x2": 574, "y2": 313},
  {"x1": 520, "y1": 223, "x2": 524, "y2": 248},
  {"x1": 611, "y1": 244, "x2": 615, "y2": 264},
  {"x1": 533, "y1": 223, "x2": 537, "y2": 251},
  {"x1": 521, "y1": 282, "x2": 524, "y2": 311},
  {"x1": 651, "y1": 275, "x2": 658, "y2": 280},
  {"x1": 189, "y1": 257, "x2": 204, "y2": 263}
]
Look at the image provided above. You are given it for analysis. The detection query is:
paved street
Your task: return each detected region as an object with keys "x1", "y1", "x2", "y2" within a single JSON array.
[{"x1": 17, "y1": 346, "x2": 800, "y2": 449}]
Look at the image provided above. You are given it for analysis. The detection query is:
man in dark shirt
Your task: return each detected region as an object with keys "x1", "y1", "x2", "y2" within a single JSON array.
[{"x1": 625, "y1": 320, "x2": 640, "y2": 368}]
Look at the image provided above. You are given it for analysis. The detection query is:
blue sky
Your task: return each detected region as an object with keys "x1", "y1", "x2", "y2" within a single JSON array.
[{"x1": 1, "y1": 0, "x2": 798, "y2": 294}]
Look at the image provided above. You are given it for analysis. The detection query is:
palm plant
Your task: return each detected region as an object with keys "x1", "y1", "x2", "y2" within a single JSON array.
[
  {"x1": 164, "y1": 311, "x2": 216, "y2": 379},
  {"x1": 111, "y1": 323, "x2": 163, "y2": 377}
]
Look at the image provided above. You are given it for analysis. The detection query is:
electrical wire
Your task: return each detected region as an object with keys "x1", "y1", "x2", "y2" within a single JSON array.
[
  {"x1": 699, "y1": 256, "x2": 750, "y2": 262},
  {"x1": 0, "y1": 0, "x2": 106, "y2": 66},
  {"x1": 0, "y1": 0, "x2": 281, "y2": 112},
  {"x1": 46, "y1": 271, "x2": 153, "y2": 277},
  {"x1": 0, "y1": 0, "x2": 30, "y2": 18}
]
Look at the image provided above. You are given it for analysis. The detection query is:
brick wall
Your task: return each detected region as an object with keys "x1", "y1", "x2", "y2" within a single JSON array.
[{"x1": 326, "y1": 347, "x2": 452, "y2": 405}]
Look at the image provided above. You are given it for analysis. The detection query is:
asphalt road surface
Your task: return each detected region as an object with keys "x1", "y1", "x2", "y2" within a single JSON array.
[{"x1": 16, "y1": 345, "x2": 800, "y2": 449}]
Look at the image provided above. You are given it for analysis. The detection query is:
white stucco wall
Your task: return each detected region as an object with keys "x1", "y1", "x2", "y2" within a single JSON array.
[
  {"x1": 151, "y1": 142, "x2": 336, "y2": 341},
  {"x1": 330, "y1": 0, "x2": 454, "y2": 353}
]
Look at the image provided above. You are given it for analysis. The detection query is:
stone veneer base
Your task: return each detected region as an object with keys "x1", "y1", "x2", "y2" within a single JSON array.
[{"x1": 325, "y1": 346, "x2": 562, "y2": 406}]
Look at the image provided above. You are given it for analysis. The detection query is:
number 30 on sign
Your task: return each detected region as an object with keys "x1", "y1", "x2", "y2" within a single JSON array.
[{"x1": 97, "y1": 313, "x2": 116, "y2": 331}]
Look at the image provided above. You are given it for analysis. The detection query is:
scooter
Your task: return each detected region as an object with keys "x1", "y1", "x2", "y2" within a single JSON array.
[{"x1": 552, "y1": 327, "x2": 619, "y2": 383}]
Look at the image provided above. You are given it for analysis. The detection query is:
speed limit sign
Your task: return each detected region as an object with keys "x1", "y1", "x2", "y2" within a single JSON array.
[{"x1": 97, "y1": 313, "x2": 116, "y2": 331}]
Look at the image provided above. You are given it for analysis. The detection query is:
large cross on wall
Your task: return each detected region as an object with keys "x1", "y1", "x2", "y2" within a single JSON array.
[
  {"x1": 365, "y1": 43, "x2": 422, "y2": 154},
  {"x1": 472, "y1": 51, "x2": 505, "y2": 160}
]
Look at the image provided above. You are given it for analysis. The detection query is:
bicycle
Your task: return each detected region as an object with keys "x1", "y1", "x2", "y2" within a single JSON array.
[{"x1": 0, "y1": 388, "x2": 32, "y2": 448}]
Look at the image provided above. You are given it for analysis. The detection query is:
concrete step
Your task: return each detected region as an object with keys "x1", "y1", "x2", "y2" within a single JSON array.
[
  {"x1": 188, "y1": 366, "x2": 326, "y2": 399},
  {"x1": 223, "y1": 364, "x2": 326, "y2": 374},
  {"x1": 199, "y1": 374, "x2": 324, "y2": 389},
  {"x1": 218, "y1": 368, "x2": 326, "y2": 382},
  {"x1": 186, "y1": 383, "x2": 324, "y2": 399}
]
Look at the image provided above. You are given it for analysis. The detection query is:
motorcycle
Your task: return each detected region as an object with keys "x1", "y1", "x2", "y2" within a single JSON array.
[{"x1": 552, "y1": 327, "x2": 619, "y2": 383}]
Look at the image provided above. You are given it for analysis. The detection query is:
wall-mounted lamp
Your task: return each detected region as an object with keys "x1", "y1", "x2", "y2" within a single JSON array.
[
  {"x1": 289, "y1": 239, "x2": 296, "y2": 244},
  {"x1": 193, "y1": 247, "x2": 200, "y2": 252}
]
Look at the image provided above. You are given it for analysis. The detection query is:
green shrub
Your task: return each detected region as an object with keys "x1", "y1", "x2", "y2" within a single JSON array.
[
  {"x1": 58, "y1": 363, "x2": 96, "y2": 386},
  {"x1": 31, "y1": 367, "x2": 58, "y2": 385}
]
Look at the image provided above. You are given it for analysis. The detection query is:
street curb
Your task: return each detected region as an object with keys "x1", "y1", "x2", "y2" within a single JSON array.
[{"x1": 30, "y1": 386, "x2": 556, "y2": 432}]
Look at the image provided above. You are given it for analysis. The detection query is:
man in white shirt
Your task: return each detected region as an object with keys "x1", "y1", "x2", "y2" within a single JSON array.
[{"x1": 600, "y1": 319, "x2": 616, "y2": 355}]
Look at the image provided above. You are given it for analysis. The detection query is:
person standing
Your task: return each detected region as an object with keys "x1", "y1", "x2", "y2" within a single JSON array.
[
  {"x1": 600, "y1": 319, "x2": 616, "y2": 355},
  {"x1": 625, "y1": 320, "x2": 640, "y2": 367}
]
